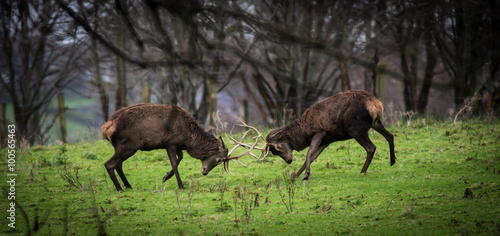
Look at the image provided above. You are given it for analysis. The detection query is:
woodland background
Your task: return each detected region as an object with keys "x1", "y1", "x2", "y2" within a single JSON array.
[{"x1": 0, "y1": 0, "x2": 499, "y2": 145}]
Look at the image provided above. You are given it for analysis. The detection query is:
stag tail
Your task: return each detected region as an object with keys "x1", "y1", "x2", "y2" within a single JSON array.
[
  {"x1": 101, "y1": 120, "x2": 115, "y2": 142},
  {"x1": 365, "y1": 98, "x2": 384, "y2": 124}
]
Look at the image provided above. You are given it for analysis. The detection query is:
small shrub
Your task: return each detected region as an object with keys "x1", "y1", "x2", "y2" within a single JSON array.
[
  {"x1": 38, "y1": 155, "x2": 52, "y2": 167},
  {"x1": 53, "y1": 143, "x2": 70, "y2": 166}
]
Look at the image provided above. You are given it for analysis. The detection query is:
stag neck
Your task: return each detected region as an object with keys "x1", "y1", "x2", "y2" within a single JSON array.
[
  {"x1": 185, "y1": 128, "x2": 219, "y2": 160},
  {"x1": 279, "y1": 119, "x2": 310, "y2": 151}
]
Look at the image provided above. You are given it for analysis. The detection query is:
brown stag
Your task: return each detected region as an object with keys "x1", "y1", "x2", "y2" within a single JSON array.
[
  {"x1": 265, "y1": 90, "x2": 396, "y2": 180},
  {"x1": 101, "y1": 103, "x2": 229, "y2": 191}
]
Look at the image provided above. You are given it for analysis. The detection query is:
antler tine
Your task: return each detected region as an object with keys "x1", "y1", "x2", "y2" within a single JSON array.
[
  {"x1": 223, "y1": 152, "x2": 248, "y2": 174},
  {"x1": 224, "y1": 118, "x2": 271, "y2": 173},
  {"x1": 233, "y1": 117, "x2": 269, "y2": 160},
  {"x1": 227, "y1": 131, "x2": 266, "y2": 159},
  {"x1": 227, "y1": 129, "x2": 253, "y2": 156}
]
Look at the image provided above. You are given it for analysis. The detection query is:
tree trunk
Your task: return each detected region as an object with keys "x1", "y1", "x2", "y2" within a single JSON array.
[
  {"x1": 452, "y1": 0, "x2": 473, "y2": 108},
  {"x1": 91, "y1": 34, "x2": 109, "y2": 121},
  {"x1": 208, "y1": 74, "x2": 218, "y2": 127},
  {"x1": 417, "y1": 17, "x2": 437, "y2": 113},
  {"x1": 333, "y1": 2, "x2": 352, "y2": 92},
  {"x1": 399, "y1": 44, "x2": 416, "y2": 111},
  {"x1": 115, "y1": 43, "x2": 127, "y2": 111}
]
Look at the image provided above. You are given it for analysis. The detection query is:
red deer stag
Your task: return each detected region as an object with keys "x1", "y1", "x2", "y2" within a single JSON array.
[
  {"x1": 102, "y1": 103, "x2": 229, "y2": 191},
  {"x1": 266, "y1": 90, "x2": 396, "y2": 180}
]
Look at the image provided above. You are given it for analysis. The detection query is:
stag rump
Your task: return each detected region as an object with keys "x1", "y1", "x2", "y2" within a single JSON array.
[
  {"x1": 102, "y1": 103, "x2": 229, "y2": 191},
  {"x1": 266, "y1": 90, "x2": 397, "y2": 180}
]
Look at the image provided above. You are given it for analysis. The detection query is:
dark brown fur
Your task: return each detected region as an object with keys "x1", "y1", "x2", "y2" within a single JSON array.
[
  {"x1": 266, "y1": 90, "x2": 396, "y2": 180},
  {"x1": 102, "y1": 103, "x2": 228, "y2": 191}
]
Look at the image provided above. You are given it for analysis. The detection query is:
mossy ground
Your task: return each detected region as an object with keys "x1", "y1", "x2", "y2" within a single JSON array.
[{"x1": 1, "y1": 117, "x2": 499, "y2": 235}]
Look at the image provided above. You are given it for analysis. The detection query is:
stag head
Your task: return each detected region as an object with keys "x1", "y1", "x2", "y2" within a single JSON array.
[
  {"x1": 201, "y1": 136, "x2": 228, "y2": 175},
  {"x1": 266, "y1": 129, "x2": 293, "y2": 164}
]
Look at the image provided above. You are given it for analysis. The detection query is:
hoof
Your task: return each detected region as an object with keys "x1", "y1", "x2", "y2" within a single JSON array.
[
  {"x1": 302, "y1": 173, "x2": 310, "y2": 181},
  {"x1": 163, "y1": 172, "x2": 173, "y2": 183}
]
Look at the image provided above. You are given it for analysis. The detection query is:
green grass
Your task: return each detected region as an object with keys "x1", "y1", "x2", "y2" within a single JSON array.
[{"x1": 1, "y1": 117, "x2": 500, "y2": 235}]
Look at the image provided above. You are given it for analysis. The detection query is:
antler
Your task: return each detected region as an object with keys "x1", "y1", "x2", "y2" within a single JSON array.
[{"x1": 224, "y1": 118, "x2": 270, "y2": 173}]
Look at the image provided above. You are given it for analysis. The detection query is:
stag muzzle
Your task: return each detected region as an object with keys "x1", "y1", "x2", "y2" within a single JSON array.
[
  {"x1": 201, "y1": 164, "x2": 217, "y2": 176},
  {"x1": 201, "y1": 167, "x2": 210, "y2": 176}
]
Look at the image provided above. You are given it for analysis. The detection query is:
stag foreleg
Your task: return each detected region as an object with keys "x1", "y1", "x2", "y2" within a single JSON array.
[
  {"x1": 162, "y1": 150, "x2": 183, "y2": 183},
  {"x1": 166, "y1": 146, "x2": 185, "y2": 189},
  {"x1": 296, "y1": 144, "x2": 327, "y2": 179},
  {"x1": 300, "y1": 131, "x2": 327, "y2": 181}
]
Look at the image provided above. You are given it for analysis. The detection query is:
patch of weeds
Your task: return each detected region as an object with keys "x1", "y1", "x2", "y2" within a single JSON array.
[
  {"x1": 82, "y1": 151, "x2": 98, "y2": 160},
  {"x1": 400, "y1": 195, "x2": 417, "y2": 219},
  {"x1": 215, "y1": 180, "x2": 231, "y2": 212},
  {"x1": 40, "y1": 144, "x2": 70, "y2": 167},
  {"x1": 234, "y1": 182, "x2": 258, "y2": 234},
  {"x1": 275, "y1": 171, "x2": 297, "y2": 214},
  {"x1": 175, "y1": 181, "x2": 198, "y2": 221},
  {"x1": 38, "y1": 155, "x2": 52, "y2": 167},
  {"x1": 215, "y1": 201, "x2": 232, "y2": 213},
  {"x1": 312, "y1": 200, "x2": 334, "y2": 213},
  {"x1": 58, "y1": 164, "x2": 83, "y2": 190}
]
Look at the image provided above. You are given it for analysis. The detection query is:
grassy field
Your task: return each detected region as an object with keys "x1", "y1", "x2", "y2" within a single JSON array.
[{"x1": 1, "y1": 117, "x2": 500, "y2": 235}]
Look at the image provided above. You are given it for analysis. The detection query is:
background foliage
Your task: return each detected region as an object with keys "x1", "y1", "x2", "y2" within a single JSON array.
[{"x1": 1, "y1": 0, "x2": 499, "y2": 145}]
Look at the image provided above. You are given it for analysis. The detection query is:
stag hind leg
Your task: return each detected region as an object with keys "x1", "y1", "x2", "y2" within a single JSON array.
[
  {"x1": 116, "y1": 162, "x2": 132, "y2": 189},
  {"x1": 347, "y1": 121, "x2": 376, "y2": 173},
  {"x1": 372, "y1": 120, "x2": 396, "y2": 166},
  {"x1": 354, "y1": 133, "x2": 376, "y2": 173},
  {"x1": 162, "y1": 150, "x2": 183, "y2": 183},
  {"x1": 104, "y1": 147, "x2": 137, "y2": 191}
]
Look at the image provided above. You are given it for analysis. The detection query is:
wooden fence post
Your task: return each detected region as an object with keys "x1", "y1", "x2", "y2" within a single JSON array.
[
  {"x1": 377, "y1": 64, "x2": 387, "y2": 105},
  {"x1": 243, "y1": 99, "x2": 249, "y2": 125},
  {"x1": 58, "y1": 93, "x2": 67, "y2": 143},
  {"x1": 142, "y1": 80, "x2": 151, "y2": 103}
]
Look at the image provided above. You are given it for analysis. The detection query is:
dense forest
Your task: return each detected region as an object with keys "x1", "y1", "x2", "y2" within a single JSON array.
[{"x1": 1, "y1": 0, "x2": 499, "y2": 145}]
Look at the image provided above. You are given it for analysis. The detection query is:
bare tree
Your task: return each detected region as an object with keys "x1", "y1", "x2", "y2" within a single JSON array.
[
  {"x1": 0, "y1": 0, "x2": 85, "y2": 144},
  {"x1": 433, "y1": 0, "x2": 495, "y2": 108},
  {"x1": 55, "y1": 0, "x2": 498, "y2": 124}
]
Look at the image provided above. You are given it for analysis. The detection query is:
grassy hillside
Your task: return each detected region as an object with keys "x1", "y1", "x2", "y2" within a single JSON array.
[
  {"x1": 2, "y1": 96, "x2": 102, "y2": 145},
  {"x1": 1, "y1": 117, "x2": 499, "y2": 235}
]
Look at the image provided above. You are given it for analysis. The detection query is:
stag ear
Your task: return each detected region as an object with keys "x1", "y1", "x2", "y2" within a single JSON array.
[
  {"x1": 218, "y1": 136, "x2": 227, "y2": 152},
  {"x1": 274, "y1": 143, "x2": 283, "y2": 151},
  {"x1": 268, "y1": 129, "x2": 284, "y2": 141}
]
